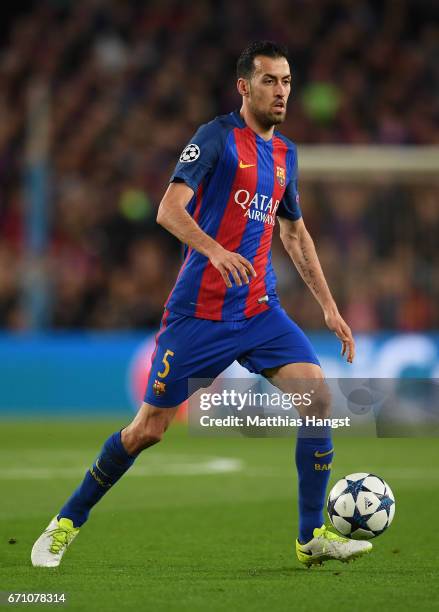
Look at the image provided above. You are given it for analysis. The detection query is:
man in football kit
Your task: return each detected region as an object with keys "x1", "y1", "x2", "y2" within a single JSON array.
[{"x1": 32, "y1": 41, "x2": 371, "y2": 568}]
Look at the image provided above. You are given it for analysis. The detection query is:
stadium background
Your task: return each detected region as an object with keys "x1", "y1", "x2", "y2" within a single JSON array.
[
  {"x1": 0, "y1": 0, "x2": 438, "y2": 413},
  {"x1": 1, "y1": 1, "x2": 438, "y2": 610}
]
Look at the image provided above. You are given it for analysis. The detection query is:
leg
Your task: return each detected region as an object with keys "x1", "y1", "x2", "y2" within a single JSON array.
[
  {"x1": 240, "y1": 309, "x2": 371, "y2": 564},
  {"x1": 31, "y1": 402, "x2": 178, "y2": 567},
  {"x1": 263, "y1": 362, "x2": 333, "y2": 544},
  {"x1": 32, "y1": 310, "x2": 239, "y2": 567},
  {"x1": 58, "y1": 403, "x2": 178, "y2": 527}
]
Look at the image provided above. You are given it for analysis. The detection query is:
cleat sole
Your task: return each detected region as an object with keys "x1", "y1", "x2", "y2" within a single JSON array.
[{"x1": 298, "y1": 545, "x2": 372, "y2": 568}]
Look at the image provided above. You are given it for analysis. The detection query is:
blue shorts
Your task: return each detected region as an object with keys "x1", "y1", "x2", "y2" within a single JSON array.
[{"x1": 144, "y1": 306, "x2": 320, "y2": 407}]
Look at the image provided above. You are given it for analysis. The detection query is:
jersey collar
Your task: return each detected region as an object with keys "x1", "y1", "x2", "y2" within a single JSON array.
[{"x1": 231, "y1": 110, "x2": 275, "y2": 144}]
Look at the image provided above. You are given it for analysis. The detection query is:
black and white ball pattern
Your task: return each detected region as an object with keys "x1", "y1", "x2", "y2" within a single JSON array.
[
  {"x1": 327, "y1": 472, "x2": 395, "y2": 539},
  {"x1": 179, "y1": 143, "x2": 200, "y2": 163}
]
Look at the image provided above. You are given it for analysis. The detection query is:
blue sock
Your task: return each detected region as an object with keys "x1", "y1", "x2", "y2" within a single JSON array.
[
  {"x1": 295, "y1": 430, "x2": 333, "y2": 544},
  {"x1": 58, "y1": 431, "x2": 136, "y2": 528}
]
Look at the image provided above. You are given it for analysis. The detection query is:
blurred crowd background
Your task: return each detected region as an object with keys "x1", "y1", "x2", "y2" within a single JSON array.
[{"x1": 0, "y1": 0, "x2": 438, "y2": 332}]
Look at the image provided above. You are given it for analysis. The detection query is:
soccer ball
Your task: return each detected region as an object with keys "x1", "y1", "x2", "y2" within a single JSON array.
[{"x1": 327, "y1": 473, "x2": 395, "y2": 539}]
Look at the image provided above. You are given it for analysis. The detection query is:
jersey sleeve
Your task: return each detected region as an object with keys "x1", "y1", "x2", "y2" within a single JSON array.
[
  {"x1": 276, "y1": 146, "x2": 302, "y2": 221},
  {"x1": 170, "y1": 120, "x2": 224, "y2": 193}
]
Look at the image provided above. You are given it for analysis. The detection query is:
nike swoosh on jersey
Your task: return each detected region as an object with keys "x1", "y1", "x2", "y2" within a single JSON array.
[
  {"x1": 314, "y1": 448, "x2": 334, "y2": 458},
  {"x1": 239, "y1": 160, "x2": 256, "y2": 169}
]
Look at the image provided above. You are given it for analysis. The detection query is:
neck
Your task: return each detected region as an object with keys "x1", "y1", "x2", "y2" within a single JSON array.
[{"x1": 239, "y1": 106, "x2": 274, "y2": 141}]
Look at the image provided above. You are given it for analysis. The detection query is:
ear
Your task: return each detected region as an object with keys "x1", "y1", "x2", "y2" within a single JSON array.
[{"x1": 237, "y1": 77, "x2": 250, "y2": 97}]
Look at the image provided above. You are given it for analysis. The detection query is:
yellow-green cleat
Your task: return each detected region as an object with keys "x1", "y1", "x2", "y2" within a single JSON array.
[
  {"x1": 31, "y1": 517, "x2": 79, "y2": 567},
  {"x1": 296, "y1": 525, "x2": 372, "y2": 567}
]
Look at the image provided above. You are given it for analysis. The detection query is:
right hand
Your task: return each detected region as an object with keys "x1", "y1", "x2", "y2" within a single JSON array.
[{"x1": 209, "y1": 245, "x2": 257, "y2": 288}]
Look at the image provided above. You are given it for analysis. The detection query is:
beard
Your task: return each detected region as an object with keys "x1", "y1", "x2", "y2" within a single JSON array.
[{"x1": 249, "y1": 100, "x2": 286, "y2": 128}]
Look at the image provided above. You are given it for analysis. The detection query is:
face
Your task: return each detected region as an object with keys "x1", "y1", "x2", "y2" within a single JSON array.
[{"x1": 240, "y1": 55, "x2": 292, "y2": 128}]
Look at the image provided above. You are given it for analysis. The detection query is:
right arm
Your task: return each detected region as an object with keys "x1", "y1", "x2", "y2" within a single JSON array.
[{"x1": 157, "y1": 182, "x2": 256, "y2": 288}]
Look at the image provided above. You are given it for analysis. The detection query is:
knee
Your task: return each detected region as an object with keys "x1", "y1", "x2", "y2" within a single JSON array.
[
  {"x1": 122, "y1": 424, "x2": 165, "y2": 455},
  {"x1": 311, "y1": 395, "x2": 331, "y2": 418},
  {"x1": 122, "y1": 403, "x2": 177, "y2": 455},
  {"x1": 308, "y1": 382, "x2": 332, "y2": 418}
]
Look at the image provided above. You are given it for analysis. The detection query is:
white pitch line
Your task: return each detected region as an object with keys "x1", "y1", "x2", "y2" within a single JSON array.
[
  {"x1": 0, "y1": 461, "x2": 435, "y2": 482},
  {"x1": 0, "y1": 457, "x2": 243, "y2": 480}
]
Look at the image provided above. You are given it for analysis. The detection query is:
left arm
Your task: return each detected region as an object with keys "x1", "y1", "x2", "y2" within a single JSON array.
[{"x1": 278, "y1": 216, "x2": 355, "y2": 363}]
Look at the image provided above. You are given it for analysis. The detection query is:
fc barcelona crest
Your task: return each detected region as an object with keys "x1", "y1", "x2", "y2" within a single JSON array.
[
  {"x1": 153, "y1": 379, "x2": 166, "y2": 396},
  {"x1": 276, "y1": 166, "x2": 286, "y2": 187}
]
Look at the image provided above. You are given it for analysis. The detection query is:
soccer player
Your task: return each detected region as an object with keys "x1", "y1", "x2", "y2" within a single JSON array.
[{"x1": 32, "y1": 41, "x2": 371, "y2": 568}]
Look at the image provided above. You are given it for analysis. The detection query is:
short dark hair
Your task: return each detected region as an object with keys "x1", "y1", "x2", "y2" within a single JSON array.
[{"x1": 236, "y1": 41, "x2": 289, "y2": 79}]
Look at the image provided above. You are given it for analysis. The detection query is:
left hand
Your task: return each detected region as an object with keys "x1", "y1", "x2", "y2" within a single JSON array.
[{"x1": 324, "y1": 309, "x2": 355, "y2": 363}]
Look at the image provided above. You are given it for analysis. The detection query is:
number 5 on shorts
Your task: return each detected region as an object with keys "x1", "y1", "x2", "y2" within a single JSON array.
[{"x1": 157, "y1": 349, "x2": 175, "y2": 379}]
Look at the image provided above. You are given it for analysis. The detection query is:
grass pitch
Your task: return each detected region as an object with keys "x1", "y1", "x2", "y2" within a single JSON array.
[{"x1": 1, "y1": 421, "x2": 438, "y2": 611}]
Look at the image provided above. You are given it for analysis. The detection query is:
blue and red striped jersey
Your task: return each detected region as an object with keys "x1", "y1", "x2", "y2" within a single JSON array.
[{"x1": 165, "y1": 110, "x2": 302, "y2": 321}]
